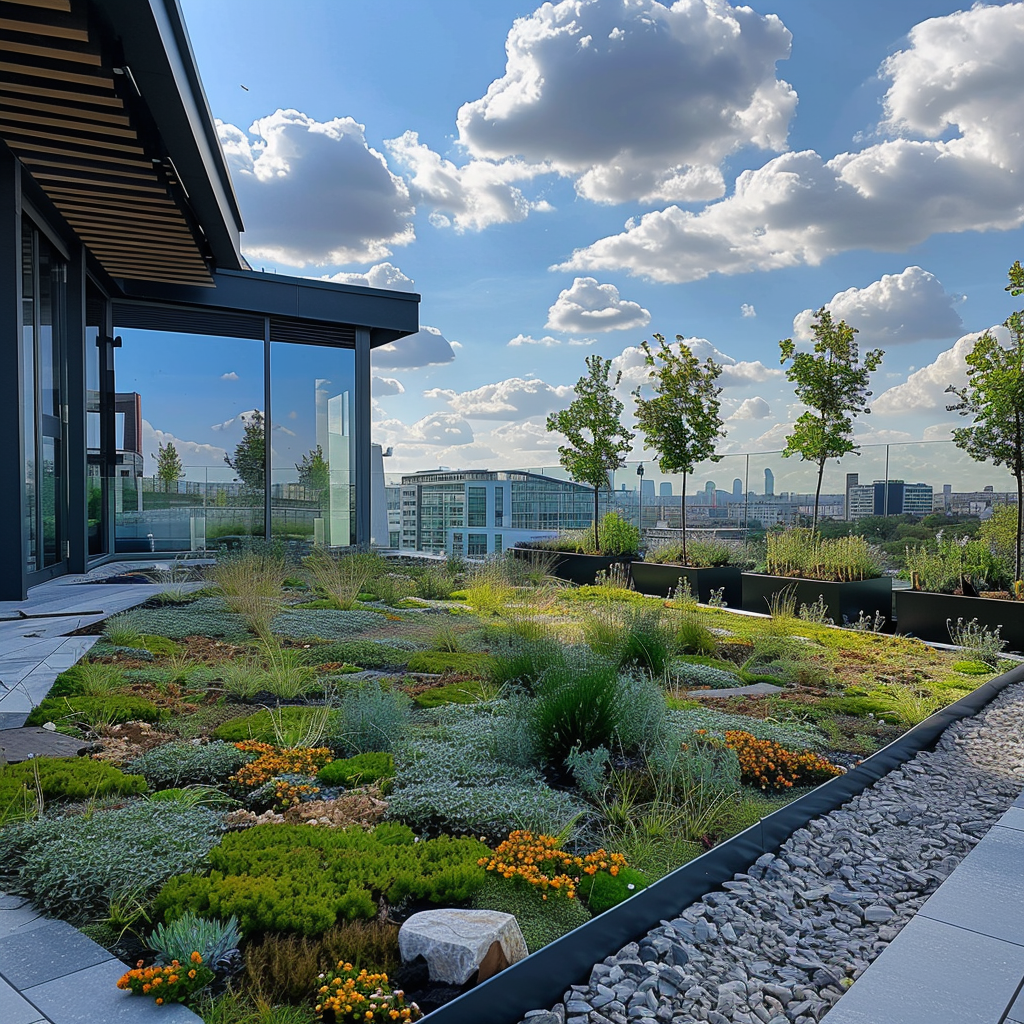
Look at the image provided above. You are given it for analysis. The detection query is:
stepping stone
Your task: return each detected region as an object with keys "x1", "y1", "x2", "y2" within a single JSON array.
[
  {"x1": 688, "y1": 682, "x2": 784, "y2": 698},
  {"x1": 0, "y1": 728, "x2": 90, "y2": 764},
  {"x1": 399, "y1": 909, "x2": 528, "y2": 985}
]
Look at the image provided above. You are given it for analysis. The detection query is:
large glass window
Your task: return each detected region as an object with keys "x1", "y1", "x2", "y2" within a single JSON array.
[
  {"x1": 270, "y1": 342, "x2": 356, "y2": 548},
  {"x1": 113, "y1": 328, "x2": 264, "y2": 551},
  {"x1": 22, "y1": 220, "x2": 67, "y2": 573},
  {"x1": 467, "y1": 486, "x2": 487, "y2": 528}
]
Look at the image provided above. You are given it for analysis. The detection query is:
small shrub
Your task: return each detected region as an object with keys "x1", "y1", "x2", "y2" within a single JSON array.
[
  {"x1": 577, "y1": 866, "x2": 649, "y2": 914},
  {"x1": 298, "y1": 641, "x2": 412, "y2": 669},
  {"x1": 947, "y1": 616, "x2": 1007, "y2": 666},
  {"x1": 47, "y1": 662, "x2": 126, "y2": 699},
  {"x1": 798, "y1": 595, "x2": 834, "y2": 626},
  {"x1": 303, "y1": 550, "x2": 377, "y2": 611},
  {"x1": 488, "y1": 635, "x2": 566, "y2": 690},
  {"x1": 674, "y1": 609, "x2": 719, "y2": 656},
  {"x1": 0, "y1": 802, "x2": 223, "y2": 924},
  {"x1": 103, "y1": 611, "x2": 145, "y2": 648},
  {"x1": 118, "y1": 953, "x2": 214, "y2": 1004},
  {"x1": 415, "y1": 565, "x2": 458, "y2": 601},
  {"x1": 244, "y1": 921, "x2": 400, "y2": 1004},
  {"x1": 530, "y1": 662, "x2": 621, "y2": 764},
  {"x1": 564, "y1": 744, "x2": 610, "y2": 799},
  {"x1": 766, "y1": 529, "x2": 881, "y2": 582},
  {"x1": 148, "y1": 911, "x2": 241, "y2": 966},
  {"x1": 129, "y1": 741, "x2": 252, "y2": 790},
  {"x1": 154, "y1": 824, "x2": 488, "y2": 938},
  {"x1": 673, "y1": 662, "x2": 745, "y2": 690},
  {"x1": 329, "y1": 682, "x2": 411, "y2": 756},
  {"x1": 314, "y1": 960, "x2": 421, "y2": 1022},
  {"x1": 722, "y1": 731, "x2": 844, "y2": 791},
  {"x1": 316, "y1": 752, "x2": 394, "y2": 790},
  {"x1": 25, "y1": 695, "x2": 166, "y2": 728}
]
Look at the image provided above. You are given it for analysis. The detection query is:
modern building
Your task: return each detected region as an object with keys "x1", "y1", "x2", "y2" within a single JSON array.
[
  {"x1": 764, "y1": 468, "x2": 775, "y2": 497},
  {"x1": 397, "y1": 469, "x2": 598, "y2": 556},
  {"x1": 847, "y1": 480, "x2": 934, "y2": 519},
  {"x1": 0, "y1": 0, "x2": 419, "y2": 598}
]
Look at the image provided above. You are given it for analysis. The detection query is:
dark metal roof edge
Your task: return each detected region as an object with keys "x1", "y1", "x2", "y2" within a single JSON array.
[
  {"x1": 422, "y1": 659, "x2": 1024, "y2": 1024},
  {"x1": 216, "y1": 267, "x2": 421, "y2": 304},
  {"x1": 89, "y1": 0, "x2": 245, "y2": 270}
]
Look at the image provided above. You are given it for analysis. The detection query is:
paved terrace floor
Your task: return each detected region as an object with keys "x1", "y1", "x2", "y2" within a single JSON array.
[{"x1": 0, "y1": 562, "x2": 208, "y2": 730}]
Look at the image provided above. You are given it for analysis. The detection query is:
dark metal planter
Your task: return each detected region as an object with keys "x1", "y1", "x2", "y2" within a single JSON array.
[
  {"x1": 422, "y1": 659, "x2": 1024, "y2": 1024},
  {"x1": 631, "y1": 562, "x2": 742, "y2": 606},
  {"x1": 741, "y1": 573, "x2": 892, "y2": 626},
  {"x1": 895, "y1": 589, "x2": 1024, "y2": 654},
  {"x1": 510, "y1": 547, "x2": 634, "y2": 586}
]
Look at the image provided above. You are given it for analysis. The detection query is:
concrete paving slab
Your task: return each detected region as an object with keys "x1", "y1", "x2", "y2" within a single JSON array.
[
  {"x1": 0, "y1": 977, "x2": 46, "y2": 1024},
  {"x1": 917, "y1": 825, "x2": 1024, "y2": 947},
  {"x1": 1014, "y1": 790, "x2": 1024, "y2": 809},
  {"x1": 0, "y1": 728, "x2": 91, "y2": 763},
  {"x1": 1006, "y1": 985, "x2": 1024, "y2": 1024},
  {"x1": 686, "y1": 682, "x2": 784, "y2": 697},
  {"x1": 24, "y1": 959, "x2": 201, "y2": 1024},
  {"x1": 0, "y1": 899, "x2": 47, "y2": 940},
  {"x1": 997, "y1": 806, "x2": 1024, "y2": 833},
  {"x1": 0, "y1": 919, "x2": 112, "y2": 989},
  {"x1": 820, "y1": 915, "x2": 1024, "y2": 1024}
]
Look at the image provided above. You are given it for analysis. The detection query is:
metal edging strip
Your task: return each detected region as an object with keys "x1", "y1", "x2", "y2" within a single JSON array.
[{"x1": 422, "y1": 660, "x2": 1024, "y2": 1024}]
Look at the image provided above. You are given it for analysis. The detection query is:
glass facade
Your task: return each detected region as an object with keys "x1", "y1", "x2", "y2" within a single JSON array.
[
  {"x1": 270, "y1": 342, "x2": 356, "y2": 547},
  {"x1": 21, "y1": 219, "x2": 67, "y2": 574}
]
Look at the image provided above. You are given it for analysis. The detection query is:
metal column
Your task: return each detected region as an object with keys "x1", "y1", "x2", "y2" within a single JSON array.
[{"x1": 354, "y1": 327, "x2": 372, "y2": 547}]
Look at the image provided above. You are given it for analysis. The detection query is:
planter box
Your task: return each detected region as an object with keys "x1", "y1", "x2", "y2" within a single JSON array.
[
  {"x1": 631, "y1": 562, "x2": 742, "y2": 605},
  {"x1": 510, "y1": 547, "x2": 633, "y2": 586},
  {"x1": 741, "y1": 573, "x2": 892, "y2": 626},
  {"x1": 895, "y1": 589, "x2": 1024, "y2": 654}
]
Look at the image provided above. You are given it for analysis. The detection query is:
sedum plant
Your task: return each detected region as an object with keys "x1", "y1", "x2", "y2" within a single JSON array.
[{"x1": 148, "y1": 911, "x2": 241, "y2": 967}]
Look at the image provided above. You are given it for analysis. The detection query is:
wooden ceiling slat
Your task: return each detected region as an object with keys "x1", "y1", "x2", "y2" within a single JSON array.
[
  {"x1": 3, "y1": 138, "x2": 150, "y2": 167},
  {"x1": 62, "y1": 213, "x2": 193, "y2": 233},
  {"x1": 21, "y1": 157, "x2": 158, "y2": 182},
  {"x1": 38, "y1": 177, "x2": 168, "y2": 197},
  {"x1": 57, "y1": 200, "x2": 187, "y2": 221},
  {"x1": 0, "y1": 17, "x2": 87, "y2": 41},
  {"x1": 62, "y1": 218, "x2": 198, "y2": 242},
  {"x1": 0, "y1": 58, "x2": 111, "y2": 88},
  {"x1": 1, "y1": 95, "x2": 129, "y2": 123},
  {"x1": 0, "y1": 80, "x2": 122, "y2": 106},
  {"x1": 0, "y1": 121, "x2": 143, "y2": 153},
  {"x1": 86, "y1": 252, "x2": 209, "y2": 270},
  {"x1": 0, "y1": 38, "x2": 101, "y2": 66},
  {"x1": 0, "y1": 107, "x2": 135, "y2": 137},
  {"x1": 1, "y1": 1, "x2": 73, "y2": 12}
]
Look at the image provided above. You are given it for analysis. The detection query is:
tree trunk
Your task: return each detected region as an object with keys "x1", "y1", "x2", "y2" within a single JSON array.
[
  {"x1": 1016, "y1": 470, "x2": 1023, "y2": 588},
  {"x1": 681, "y1": 470, "x2": 688, "y2": 564},
  {"x1": 813, "y1": 459, "x2": 825, "y2": 534},
  {"x1": 593, "y1": 484, "x2": 600, "y2": 553}
]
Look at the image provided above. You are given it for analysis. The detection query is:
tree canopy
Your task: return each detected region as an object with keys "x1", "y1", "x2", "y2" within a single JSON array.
[
  {"x1": 224, "y1": 410, "x2": 266, "y2": 492},
  {"x1": 154, "y1": 441, "x2": 184, "y2": 493},
  {"x1": 547, "y1": 354, "x2": 634, "y2": 551},
  {"x1": 779, "y1": 309, "x2": 883, "y2": 532},
  {"x1": 633, "y1": 333, "x2": 724, "y2": 563}
]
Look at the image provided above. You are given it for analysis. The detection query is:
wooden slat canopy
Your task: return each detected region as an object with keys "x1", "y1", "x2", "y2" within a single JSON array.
[{"x1": 0, "y1": 0, "x2": 213, "y2": 284}]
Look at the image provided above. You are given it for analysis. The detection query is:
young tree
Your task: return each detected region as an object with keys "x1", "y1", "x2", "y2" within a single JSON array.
[
  {"x1": 632, "y1": 333, "x2": 725, "y2": 564},
  {"x1": 779, "y1": 310, "x2": 884, "y2": 533},
  {"x1": 296, "y1": 444, "x2": 330, "y2": 504},
  {"x1": 946, "y1": 262, "x2": 1024, "y2": 583},
  {"x1": 154, "y1": 441, "x2": 184, "y2": 493},
  {"x1": 546, "y1": 354, "x2": 635, "y2": 552},
  {"x1": 224, "y1": 410, "x2": 266, "y2": 492}
]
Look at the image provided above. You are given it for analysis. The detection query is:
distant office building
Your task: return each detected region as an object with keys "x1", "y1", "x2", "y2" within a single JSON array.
[
  {"x1": 847, "y1": 480, "x2": 933, "y2": 519},
  {"x1": 845, "y1": 473, "x2": 859, "y2": 521},
  {"x1": 704, "y1": 480, "x2": 716, "y2": 506},
  {"x1": 659, "y1": 481, "x2": 673, "y2": 497},
  {"x1": 732, "y1": 478, "x2": 743, "y2": 499},
  {"x1": 765, "y1": 468, "x2": 775, "y2": 497},
  {"x1": 398, "y1": 469, "x2": 596, "y2": 556},
  {"x1": 641, "y1": 479, "x2": 655, "y2": 497}
]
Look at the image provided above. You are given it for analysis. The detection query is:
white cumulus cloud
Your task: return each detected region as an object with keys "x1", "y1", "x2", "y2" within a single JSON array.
[
  {"x1": 218, "y1": 110, "x2": 414, "y2": 266},
  {"x1": 220, "y1": 371, "x2": 240, "y2": 381},
  {"x1": 457, "y1": 0, "x2": 796, "y2": 204},
  {"x1": 324, "y1": 263, "x2": 415, "y2": 291},
  {"x1": 612, "y1": 337, "x2": 782, "y2": 392},
  {"x1": 210, "y1": 409, "x2": 262, "y2": 433},
  {"x1": 546, "y1": 277, "x2": 650, "y2": 333},
  {"x1": 386, "y1": 131, "x2": 551, "y2": 231},
  {"x1": 372, "y1": 375, "x2": 405, "y2": 396},
  {"x1": 729, "y1": 396, "x2": 772, "y2": 420},
  {"x1": 372, "y1": 325, "x2": 458, "y2": 369},
  {"x1": 142, "y1": 421, "x2": 227, "y2": 473},
  {"x1": 793, "y1": 267, "x2": 963, "y2": 346},
  {"x1": 740, "y1": 303, "x2": 756, "y2": 318},
  {"x1": 425, "y1": 378, "x2": 575, "y2": 420},
  {"x1": 556, "y1": 3, "x2": 1024, "y2": 281}
]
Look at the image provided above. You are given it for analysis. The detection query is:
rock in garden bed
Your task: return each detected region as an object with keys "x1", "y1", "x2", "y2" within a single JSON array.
[{"x1": 515, "y1": 682, "x2": 1024, "y2": 1024}]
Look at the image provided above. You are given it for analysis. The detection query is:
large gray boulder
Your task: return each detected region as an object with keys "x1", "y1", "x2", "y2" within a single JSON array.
[{"x1": 398, "y1": 909, "x2": 528, "y2": 985}]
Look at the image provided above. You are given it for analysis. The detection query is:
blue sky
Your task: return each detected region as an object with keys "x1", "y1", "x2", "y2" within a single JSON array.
[{"x1": 145, "y1": 0, "x2": 1024, "y2": 491}]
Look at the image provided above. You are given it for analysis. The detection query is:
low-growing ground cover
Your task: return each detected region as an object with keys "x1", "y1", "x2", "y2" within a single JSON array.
[{"x1": 0, "y1": 546, "x2": 1008, "y2": 1024}]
